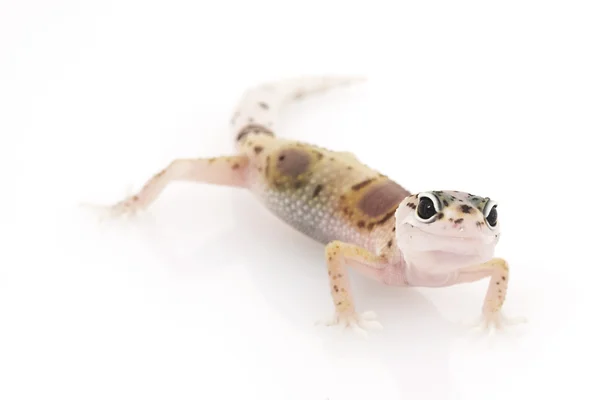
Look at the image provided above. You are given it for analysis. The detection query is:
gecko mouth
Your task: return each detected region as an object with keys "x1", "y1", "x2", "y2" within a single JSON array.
[
  {"x1": 403, "y1": 224, "x2": 493, "y2": 243},
  {"x1": 398, "y1": 223, "x2": 496, "y2": 261}
]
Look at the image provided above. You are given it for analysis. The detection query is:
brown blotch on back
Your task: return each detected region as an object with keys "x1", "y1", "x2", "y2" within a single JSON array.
[
  {"x1": 236, "y1": 124, "x2": 275, "y2": 142},
  {"x1": 357, "y1": 180, "x2": 410, "y2": 218},
  {"x1": 276, "y1": 148, "x2": 311, "y2": 178}
]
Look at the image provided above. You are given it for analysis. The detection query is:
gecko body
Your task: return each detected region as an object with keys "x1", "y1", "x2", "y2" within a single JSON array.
[{"x1": 104, "y1": 76, "x2": 523, "y2": 334}]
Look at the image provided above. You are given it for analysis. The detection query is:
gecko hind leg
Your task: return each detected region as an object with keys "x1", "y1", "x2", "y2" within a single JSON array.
[
  {"x1": 318, "y1": 240, "x2": 390, "y2": 338},
  {"x1": 92, "y1": 155, "x2": 249, "y2": 219}
]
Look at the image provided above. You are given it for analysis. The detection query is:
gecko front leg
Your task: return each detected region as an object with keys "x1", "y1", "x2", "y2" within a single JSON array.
[
  {"x1": 456, "y1": 257, "x2": 526, "y2": 331},
  {"x1": 322, "y1": 240, "x2": 391, "y2": 336},
  {"x1": 100, "y1": 155, "x2": 249, "y2": 218}
]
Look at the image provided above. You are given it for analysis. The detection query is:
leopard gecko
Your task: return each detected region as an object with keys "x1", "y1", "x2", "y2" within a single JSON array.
[{"x1": 100, "y1": 76, "x2": 524, "y2": 335}]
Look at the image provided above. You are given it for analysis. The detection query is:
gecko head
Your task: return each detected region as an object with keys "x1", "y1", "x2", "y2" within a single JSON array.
[{"x1": 394, "y1": 190, "x2": 501, "y2": 273}]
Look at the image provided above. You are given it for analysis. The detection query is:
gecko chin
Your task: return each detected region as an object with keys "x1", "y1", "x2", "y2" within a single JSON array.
[{"x1": 395, "y1": 223, "x2": 498, "y2": 273}]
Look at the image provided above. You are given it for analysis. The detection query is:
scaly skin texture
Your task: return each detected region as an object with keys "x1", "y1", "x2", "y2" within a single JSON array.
[{"x1": 100, "y1": 76, "x2": 524, "y2": 335}]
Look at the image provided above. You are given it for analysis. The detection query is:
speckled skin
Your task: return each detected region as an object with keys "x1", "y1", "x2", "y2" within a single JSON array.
[{"x1": 103, "y1": 76, "x2": 524, "y2": 335}]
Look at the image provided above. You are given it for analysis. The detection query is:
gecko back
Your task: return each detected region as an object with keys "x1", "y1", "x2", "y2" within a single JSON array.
[{"x1": 229, "y1": 77, "x2": 411, "y2": 254}]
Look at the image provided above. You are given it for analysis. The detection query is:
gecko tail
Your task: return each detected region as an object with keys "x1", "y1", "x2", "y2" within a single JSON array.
[{"x1": 230, "y1": 75, "x2": 366, "y2": 147}]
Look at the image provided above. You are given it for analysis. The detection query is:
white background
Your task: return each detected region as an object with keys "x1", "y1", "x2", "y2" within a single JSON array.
[{"x1": 2, "y1": 1, "x2": 599, "y2": 399}]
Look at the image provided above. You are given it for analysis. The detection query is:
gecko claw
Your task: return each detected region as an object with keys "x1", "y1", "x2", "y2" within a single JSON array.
[
  {"x1": 317, "y1": 310, "x2": 383, "y2": 338},
  {"x1": 466, "y1": 311, "x2": 527, "y2": 335}
]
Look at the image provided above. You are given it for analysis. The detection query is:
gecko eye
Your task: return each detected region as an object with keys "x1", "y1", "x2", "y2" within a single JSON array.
[
  {"x1": 416, "y1": 193, "x2": 440, "y2": 222},
  {"x1": 483, "y1": 200, "x2": 498, "y2": 228}
]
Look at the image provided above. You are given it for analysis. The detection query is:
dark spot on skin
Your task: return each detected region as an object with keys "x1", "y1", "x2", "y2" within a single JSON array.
[
  {"x1": 314, "y1": 151, "x2": 324, "y2": 160},
  {"x1": 293, "y1": 181, "x2": 304, "y2": 189},
  {"x1": 340, "y1": 195, "x2": 346, "y2": 201},
  {"x1": 443, "y1": 199, "x2": 449, "y2": 207},
  {"x1": 358, "y1": 180, "x2": 410, "y2": 218},
  {"x1": 258, "y1": 102, "x2": 269, "y2": 109},
  {"x1": 437, "y1": 212, "x2": 444, "y2": 220},
  {"x1": 351, "y1": 178, "x2": 375, "y2": 191},
  {"x1": 476, "y1": 221, "x2": 484, "y2": 227},
  {"x1": 502, "y1": 276, "x2": 506, "y2": 280},
  {"x1": 276, "y1": 148, "x2": 311, "y2": 177},
  {"x1": 496, "y1": 282, "x2": 500, "y2": 285},
  {"x1": 236, "y1": 124, "x2": 274, "y2": 141},
  {"x1": 347, "y1": 166, "x2": 353, "y2": 170},
  {"x1": 367, "y1": 222, "x2": 374, "y2": 230},
  {"x1": 460, "y1": 204, "x2": 473, "y2": 213},
  {"x1": 312, "y1": 184, "x2": 323, "y2": 198},
  {"x1": 387, "y1": 240, "x2": 393, "y2": 248},
  {"x1": 449, "y1": 218, "x2": 454, "y2": 222},
  {"x1": 337, "y1": 301, "x2": 342, "y2": 306},
  {"x1": 454, "y1": 218, "x2": 464, "y2": 224},
  {"x1": 132, "y1": 195, "x2": 139, "y2": 201},
  {"x1": 232, "y1": 163, "x2": 240, "y2": 170},
  {"x1": 329, "y1": 157, "x2": 335, "y2": 161},
  {"x1": 254, "y1": 146, "x2": 263, "y2": 154},
  {"x1": 334, "y1": 285, "x2": 339, "y2": 292},
  {"x1": 376, "y1": 210, "x2": 396, "y2": 225},
  {"x1": 265, "y1": 156, "x2": 270, "y2": 177},
  {"x1": 392, "y1": 227, "x2": 396, "y2": 232},
  {"x1": 337, "y1": 274, "x2": 342, "y2": 278},
  {"x1": 357, "y1": 221, "x2": 365, "y2": 228},
  {"x1": 406, "y1": 202, "x2": 417, "y2": 210}
]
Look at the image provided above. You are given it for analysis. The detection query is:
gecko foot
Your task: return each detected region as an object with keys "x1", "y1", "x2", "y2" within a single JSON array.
[
  {"x1": 80, "y1": 185, "x2": 146, "y2": 222},
  {"x1": 467, "y1": 311, "x2": 527, "y2": 335},
  {"x1": 317, "y1": 310, "x2": 383, "y2": 338}
]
